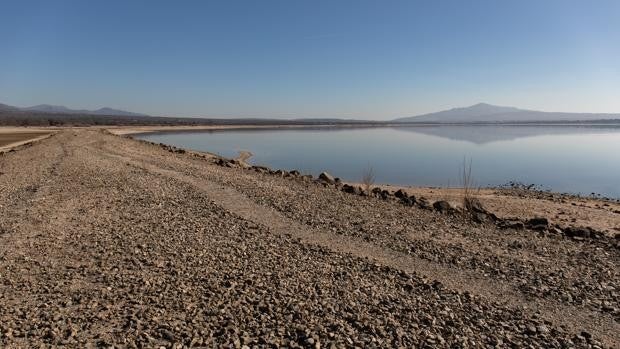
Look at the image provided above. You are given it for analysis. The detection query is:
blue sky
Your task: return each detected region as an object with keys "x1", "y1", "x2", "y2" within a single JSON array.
[{"x1": 1, "y1": 0, "x2": 619, "y2": 119}]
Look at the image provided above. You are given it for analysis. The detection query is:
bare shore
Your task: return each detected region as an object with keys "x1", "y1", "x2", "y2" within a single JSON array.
[
  {"x1": 0, "y1": 127, "x2": 55, "y2": 152},
  {"x1": 0, "y1": 128, "x2": 619, "y2": 347},
  {"x1": 355, "y1": 185, "x2": 620, "y2": 237}
]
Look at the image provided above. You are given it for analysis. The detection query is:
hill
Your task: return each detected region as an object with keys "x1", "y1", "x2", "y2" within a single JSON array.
[
  {"x1": 21, "y1": 104, "x2": 146, "y2": 117},
  {"x1": 395, "y1": 103, "x2": 620, "y2": 123}
]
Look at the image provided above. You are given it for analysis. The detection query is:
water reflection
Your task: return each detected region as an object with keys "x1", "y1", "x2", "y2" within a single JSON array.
[
  {"x1": 138, "y1": 126, "x2": 620, "y2": 198},
  {"x1": 391, "y1": 125, "x2": 620, "y2": 144}
]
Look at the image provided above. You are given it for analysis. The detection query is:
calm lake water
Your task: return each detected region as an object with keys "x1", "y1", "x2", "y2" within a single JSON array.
[{"x1": 138, "y1": 125, "x2": 620, "y2": 198}]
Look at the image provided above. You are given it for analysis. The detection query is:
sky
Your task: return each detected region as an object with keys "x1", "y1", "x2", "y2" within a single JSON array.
[{"x1": 1, "y1": 0, "x2": 619, "y2": 119}]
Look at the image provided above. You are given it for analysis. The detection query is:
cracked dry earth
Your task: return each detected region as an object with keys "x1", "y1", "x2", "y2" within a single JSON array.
[{"x1": 0, "y1": 129, "x2": 618, "y2": 348}]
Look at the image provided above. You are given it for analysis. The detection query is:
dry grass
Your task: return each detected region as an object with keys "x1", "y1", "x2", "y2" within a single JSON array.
[
  {"x1": 461, "y1": 157, "x2": 481, "y2": 211},
  {"x1": 361, "y1": 165, "x2": 376, "y2": 193}
]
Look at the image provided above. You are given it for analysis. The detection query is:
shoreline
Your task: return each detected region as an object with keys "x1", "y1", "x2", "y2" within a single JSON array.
[
  {"x1": 121, "y1": 126, "x2": 620, "y2": 236},
  {"x1": 106, "y1": 121, "x2": 620, "y2": 136},
  {"x1": 106, "y1": 123, "x2": 391, "y2": 136},
  {"x1": 207, "y1": 151, "x2": 620, "y2": 238}
]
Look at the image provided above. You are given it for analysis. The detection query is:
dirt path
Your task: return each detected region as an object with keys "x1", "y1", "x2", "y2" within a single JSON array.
[{"x1": 0, "y1": 129, "x2": 618, "y2": 348}]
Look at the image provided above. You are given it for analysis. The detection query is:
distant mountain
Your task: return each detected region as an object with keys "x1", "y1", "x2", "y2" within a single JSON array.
[
  {"x1": 90, "y1": 107, "x2": 146, "y2": 117},
  {"x1": 0, "y1": 103, "x2": 20, "y2": 112},
  {"x1": 20, "y1": 104, "x2": 147, "y2": 116},
  {"x1": 395, "y1": 103, "x2": 620, "y2": 123},
  {"x1": 22, "y1": 104, "x2": 87, "y2": 114}
]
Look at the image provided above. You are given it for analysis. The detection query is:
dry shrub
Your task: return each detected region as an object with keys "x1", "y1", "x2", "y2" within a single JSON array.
[
  {"x1": 361, "y1": 165, "x2": 376, "y2": 193},
  {"x1": 461, "y1": 157, "x2": 481, "y2": 211}
]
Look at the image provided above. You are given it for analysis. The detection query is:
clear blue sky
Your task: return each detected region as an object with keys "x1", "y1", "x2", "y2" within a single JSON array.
[{"x1": 1, "y1": 0, "x2": 619, "y2": 119}]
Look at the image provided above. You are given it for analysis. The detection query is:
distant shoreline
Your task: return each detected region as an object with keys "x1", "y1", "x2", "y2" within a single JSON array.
[{"x1": 106, "y1": 121, "x2": 620, "y2": 136}]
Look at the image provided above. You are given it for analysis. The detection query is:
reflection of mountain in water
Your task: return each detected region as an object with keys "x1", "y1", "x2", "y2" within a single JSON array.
[{"x1": 392, "y1": 125, "x2": 620, "y2": 144}]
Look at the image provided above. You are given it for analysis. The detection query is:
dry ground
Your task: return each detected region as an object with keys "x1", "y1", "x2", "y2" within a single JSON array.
[
  {"x1": 0, "y1": 127, "x2": 53, "y2": 151},
  {"x1": 0, "y1": 129, "x2": 618, "y2": 348},
  {"x1": 372, "y1": 186, "x2": 620, "y2": 237}
]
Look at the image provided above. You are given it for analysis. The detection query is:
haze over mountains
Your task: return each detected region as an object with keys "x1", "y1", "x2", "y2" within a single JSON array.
[
  {"x1": 0, "y1": 102, "x2": 145, "y2": 117},
  {"x1": 394, "y1": 103, "x2": 620, "y2": 123}
]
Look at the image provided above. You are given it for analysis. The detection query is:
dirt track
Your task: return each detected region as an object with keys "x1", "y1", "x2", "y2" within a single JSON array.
[{"x1": 0, "y1": 129, "x2": 618, "y2": 348}]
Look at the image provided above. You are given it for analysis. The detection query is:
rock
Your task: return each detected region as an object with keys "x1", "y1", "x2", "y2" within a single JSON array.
[
  {"x1": 537, "y1": 325, "x2": 550, "y2": 334},
  {"x1": 380, "y1": 190, "x2": 391, "y2": 200},
  {"x1": 160, "y1": 329, "x2": 175, "y2": 341},
  {"x1": 371, "y1": 187, "x2": 384, "y2": 198},
  {"x1": 400, "y1": 195, "x2": 416, "y2": 206},
  {"x1": 394, "y1": 189, "x2": 407, "y2": 199},
  {"x1": 342, "y1": 184, "x2": 360, "y2": 195},
  {"x1": 526, "y1": 217, "x2": 548, "y2": 227},
  {"x1": 252, "y1": 166, "x2": 270, "y2": 174},
  {"x1": 464, "y1": 197, "x2": 486, "y2": 213},
  {"x1": 290, "y1": 170, "x2": 300, "y2": 177},
  {"x1": 418, "y1": 197, "x2": 432, "y2": 210},
  {"x1": 498, "y1": 220, "x2": 525, "y2": 230},
  {"x1": 433, "y1": 200, "x2": 454, "y2": 213},
  {"x1": 401, "y1": 197, "x2": 415, "y2": 206},
  {"x1": 273, "y1": 169, "x2": 287, "y2": 177},
  {"x1": 526, "y1": 217, "x2": 549, "y2": 230},
  {"x1": 471, "y1": 212, "x2": 489, "y2": 223},
  {"x1": 563, "y1": 226, "x2": 592, "y2": 239},
  {"x1": 318, "y1": 172, "x2": 336, "y2": 184},
  {"x1": 229, "y1": 159, "x2": 250, "y2": 169}
]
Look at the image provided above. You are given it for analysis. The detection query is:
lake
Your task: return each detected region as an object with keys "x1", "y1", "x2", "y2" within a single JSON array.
[{"x1": 137, "y1": 125, "x2": 620, "y2": 198}]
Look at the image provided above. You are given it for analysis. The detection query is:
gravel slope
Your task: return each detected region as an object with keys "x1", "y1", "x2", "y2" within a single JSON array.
[{"x1": 0, "y1": 129, "x2": 618, "y2": 348}]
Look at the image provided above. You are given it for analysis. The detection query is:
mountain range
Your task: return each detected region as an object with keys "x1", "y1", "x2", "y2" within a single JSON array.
[
  {"x1": 394, "y1": 103, "x2": 620, "y2": 123},
  {"x1": 1, "y1": 101, "x2": 619, "y2": 124},
  {"x1": 0, "y1": 103, "x2": 146, "y2": 117}
]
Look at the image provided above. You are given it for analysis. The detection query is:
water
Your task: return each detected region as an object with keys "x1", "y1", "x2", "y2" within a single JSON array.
[{"x1": 137, "y1": 125, "x2": 620, "y2": 198}]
